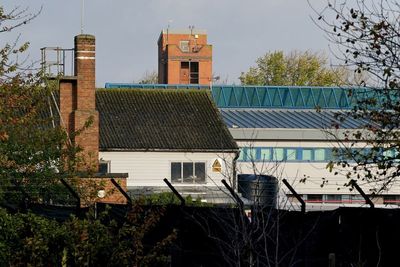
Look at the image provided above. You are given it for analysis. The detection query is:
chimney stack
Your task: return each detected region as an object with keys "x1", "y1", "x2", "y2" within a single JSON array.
[
  {"x1": 59, "y1": 34, "x2": 99, "y2": 172},
  {"x1": 73, "y1": 34, "x2": 99, "y2": 171}
]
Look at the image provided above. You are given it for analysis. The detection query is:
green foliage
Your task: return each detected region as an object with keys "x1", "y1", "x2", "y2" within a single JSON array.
[
  {"x1": 0, "y1": 5, "x2": 86, "y2": 207},
  {"x1": 239, "y1": 50, "x2": 348, "y2": 86},
  {"x1": 0, "y1": 6, "x2": 65, "y2": 206},
  {"x1": 138, "y1": 192, "x2": 213, "y2": 207},
  {"x1": 0, "y1": 208, "x2": 66, "y2": 266},
  {"x1": 0, "y1": 206, "x2": 177, "y2": 266}
]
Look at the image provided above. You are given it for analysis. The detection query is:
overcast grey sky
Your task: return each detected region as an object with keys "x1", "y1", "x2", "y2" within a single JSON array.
[{"x1": 3, "y1": 0, "x2": 330, "y2": 87}]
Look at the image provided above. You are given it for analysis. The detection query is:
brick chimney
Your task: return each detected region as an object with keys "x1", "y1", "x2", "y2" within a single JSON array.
[{"x1": 59, "y1": 34, "x2": 99, "y2": 172}]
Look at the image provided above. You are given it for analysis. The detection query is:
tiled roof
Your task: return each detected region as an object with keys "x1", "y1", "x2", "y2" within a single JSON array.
[
  {"x1": 96, "y1": 89, "x2": 238, "y2": 152},
  {"x1": 220, "y1": 109, "x2": 370, "y2": 129}
]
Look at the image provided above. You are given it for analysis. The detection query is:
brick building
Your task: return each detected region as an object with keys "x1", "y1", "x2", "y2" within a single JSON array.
[
  {"x1": 158, "y1": 29, "x2": 212, "y2": 85},
  {"x1": 50, "y1": 34, "x2": 238, "y2": 204}
]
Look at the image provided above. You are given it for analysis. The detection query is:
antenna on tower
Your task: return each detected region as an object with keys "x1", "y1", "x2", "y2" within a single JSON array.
[
  {"x1": 81, "y1": 0, "x2": 85, "y2": 34},
  {"x1": 189, "y1": 25, "x2": 195, "y2": 36},
  {"x1": 167, "y1": 19, "x2": 173, "y2": 45}
]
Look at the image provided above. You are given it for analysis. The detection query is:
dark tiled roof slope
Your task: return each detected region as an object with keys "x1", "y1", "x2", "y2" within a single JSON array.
[{"x1": 96, "y1": 89, "x2": 238, "y2": 152}]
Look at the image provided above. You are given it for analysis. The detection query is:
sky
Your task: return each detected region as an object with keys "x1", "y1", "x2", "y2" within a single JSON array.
[{"x1": 2, "y1": 0, "x2": 331, "y2": 87}]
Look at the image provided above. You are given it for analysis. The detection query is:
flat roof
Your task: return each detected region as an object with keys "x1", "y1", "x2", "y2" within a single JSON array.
[{"x1": 161, "y1": 29, "x2": 207, "y2": 35}]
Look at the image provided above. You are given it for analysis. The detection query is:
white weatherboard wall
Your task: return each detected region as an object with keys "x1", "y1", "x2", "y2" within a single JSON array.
[{"x1": 99, "y1": 151, "x2": 235, "y2": 187}]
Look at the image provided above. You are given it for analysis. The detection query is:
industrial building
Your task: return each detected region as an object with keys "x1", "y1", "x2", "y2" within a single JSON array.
[
  {"x1": 43, "y1": 30, "x2": 400, "y2": 210},
  {"x1": 105, "y1": 83, "x2": 400, "y2": 209}
]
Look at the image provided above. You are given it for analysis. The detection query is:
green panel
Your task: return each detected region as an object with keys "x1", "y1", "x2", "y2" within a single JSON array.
[
  {"x1": 313, "y1": 88, "x2": 327, "y2": 107},
  {"x1": 336, "y1": 88, "x2": 349, "y2": 107},
  {"x1": 218, "y1": 87, "x2": 228, "y2": 107},
  {"x1": 326, "y1": 88, "x2": 338, "y2": 108},
  {"x1": 270, "y1": 88, "x2": 282, "y2": 107},
  {"x1": 257, "y1": 87, "x2": 271, "y2": 106},
  {"x1": 303, "y1": 88, "x2": 315, "y2": 108},
  {"x1": 291, "y1": 88, "x2": 305, "y2": 107},
  {"x1": 226, "y1": 87, "x2": 238, "y2": 106},
  {"x1": 280, "y1": 87, "x2": 294, "y2": 107},
  {"x1": 237, "y1": 87, "x2": 249, "y2": 107},
  {"x1": 247, "y1": 87, "x2": 260, "y2": 106},
  {"x1": 211, "y1": 87, "x2": 223, "y2": 107}
]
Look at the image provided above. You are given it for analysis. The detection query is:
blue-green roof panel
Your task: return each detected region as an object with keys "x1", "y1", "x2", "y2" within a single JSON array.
[{"x1": 104, "y1": 83, "x2": 377, "y2": 110}]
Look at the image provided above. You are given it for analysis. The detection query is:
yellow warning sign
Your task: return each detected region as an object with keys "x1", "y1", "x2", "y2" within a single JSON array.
[{"x1": 212, "y1": 159, "x2": 222, "y2": 173}]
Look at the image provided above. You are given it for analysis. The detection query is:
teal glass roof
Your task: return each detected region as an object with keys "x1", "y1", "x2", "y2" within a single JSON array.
[
  {"x1": 104, "y1": 83, "x2": 380, "y2": 110},
  {"x1": 211, "y1": 86, "x2": 373, "y2": 109}
]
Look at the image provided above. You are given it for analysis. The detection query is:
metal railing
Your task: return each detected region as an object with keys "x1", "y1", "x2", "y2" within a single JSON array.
[{"x1": 40, "y1": 47, "x2": 75, "y2": 77}]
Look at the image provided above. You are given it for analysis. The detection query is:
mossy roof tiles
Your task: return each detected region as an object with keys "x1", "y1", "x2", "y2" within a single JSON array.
[{"x1": 96, "y1": 89, "x2": 238, "y2": 152}]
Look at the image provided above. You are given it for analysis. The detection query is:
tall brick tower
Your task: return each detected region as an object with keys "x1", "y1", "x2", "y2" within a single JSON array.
[
  {"x1": 158, "y1": 29, "x2": 212, "y2": 85},
  {"x1": 59, "y1": 34, "x2": 99, "y2": 171}
]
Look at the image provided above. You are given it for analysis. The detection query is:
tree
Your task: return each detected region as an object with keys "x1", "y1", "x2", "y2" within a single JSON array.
[
  {"x1": 239, "y1": 50, "x2": 348, "y2": 86},
  {"x1": 312, "y1": 0, "x2": 400, "y2": 192},
  {"x1": 0, "y1": 5, "x2": 81, "y2": 206},
  {"x1": 137, "y1": 70, "x2": 158, "y2": 84}
]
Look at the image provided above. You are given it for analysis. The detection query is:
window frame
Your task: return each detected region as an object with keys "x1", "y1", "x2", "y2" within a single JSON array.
[
  {"x1": 99, "y1": 160, "x2": 111, "y2": 174},
  {"x1": 237, "y1": 147, "x2": 333, "y2": 162},
  {"x1": 179, "y1": 40, "x2": 190, "y2": 52},
  {"x1": 170, "y1": 161, "x2": 207, "y2": 184}
]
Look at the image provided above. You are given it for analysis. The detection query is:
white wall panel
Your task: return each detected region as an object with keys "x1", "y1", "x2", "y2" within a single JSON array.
[{"x1": 99, "y1": 151, "x2": 235, "y2": 187}]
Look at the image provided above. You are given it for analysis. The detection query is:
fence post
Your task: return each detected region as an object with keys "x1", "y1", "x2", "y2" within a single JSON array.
[{"x1": 328, "y1": 253, "x2": 336, "y2": 267}]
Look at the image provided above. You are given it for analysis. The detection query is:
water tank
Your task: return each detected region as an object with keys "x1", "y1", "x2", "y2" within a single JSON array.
[{"x1": 238, "y1": 174, "x2": 278, "y2": 208}]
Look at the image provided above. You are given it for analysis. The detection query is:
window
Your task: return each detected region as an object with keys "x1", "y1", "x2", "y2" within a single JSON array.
[
  {"x1": 260, "y1": 148, "x2": 271, "y2": 161},
  {"x1": 99, "y1": 161, "x2": 110, "y2": 173},
  {"x1": 236, "y1": 146, "x2": 360, "y2": 162},
  {"x1": 180, "y1": 61, "x2": 199, "y2": 84},
  {"x1": 171, "y1": 163, "x2": 181, "y2": 182},
  {"x1": 272, "y1": 148, "x2": 284, "y2": 161},
  {"x1": 314, "y1": 149, "x2": 326, "y2": 161},
  {"x1": 302, "y1": 149, "x2": 313, "y2": 161},
  {"x1": 383, "y1": 195, "x2": 400, "y2": 205},
  {"x1": 171, "y1": 162, "x2": 206, "y2": 183},
  {"x1": 238, "y1": 148, "x2": 245, "y2": 161},
  {"x1": 180, "y1": 41, "x2": 189, "y2": 52},
  {"x1": 190, "y1": 62, "x2": 199, "y2": 84},
  {"x1": 286, "y1": 148, "x2": 297, "y2": 161},
  {"x1": 325, "y1": 194, "x2": 342, "y2": 203},
  {"x1": 307, "y1": 194, "x2": 323, "y2": 203},
  {"x1": 245, "y1": 147, "x2": 257, "y2": 162}
]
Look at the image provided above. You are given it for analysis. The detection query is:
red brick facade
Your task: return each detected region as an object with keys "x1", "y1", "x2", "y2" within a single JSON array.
[
  {"x1": 77, "y1": 177, "x2": 128, "y2": 206},
  {"x1": 158, "y1": 30, "x2": 212, "y2": 85}
]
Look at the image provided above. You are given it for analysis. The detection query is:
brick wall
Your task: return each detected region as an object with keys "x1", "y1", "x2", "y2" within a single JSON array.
[
  {"x1": 76, "y1": 177, "x2": 128, "y2": 206},
  {"x1": 158, "y1": 31, "x2": 212, "y2": 85}
]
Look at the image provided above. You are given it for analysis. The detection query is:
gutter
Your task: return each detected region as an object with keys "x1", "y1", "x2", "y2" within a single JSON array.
[
  {"x1": 99, "y1": 148, "x2": 239, "y2": 153},
  {"x1": 232, "y1": 150, "x2": 240, "y2": 192}
]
